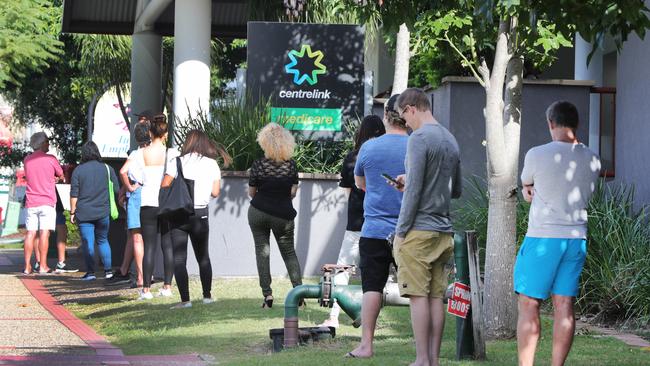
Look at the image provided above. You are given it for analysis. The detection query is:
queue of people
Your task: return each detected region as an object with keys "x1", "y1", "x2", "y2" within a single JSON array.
[{"x1": 19, "y1": 89, "x2": 599, "y2": 365}]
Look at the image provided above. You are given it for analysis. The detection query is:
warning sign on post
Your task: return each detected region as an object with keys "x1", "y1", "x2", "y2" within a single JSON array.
[{"x1": 447, "y1": 282, "x2": 471, "y2": 318}]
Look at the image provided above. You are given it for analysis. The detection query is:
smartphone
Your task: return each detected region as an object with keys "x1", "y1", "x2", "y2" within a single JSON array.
[{"x1": 381, "y1": 173, "x2": 402, "y2": 187}]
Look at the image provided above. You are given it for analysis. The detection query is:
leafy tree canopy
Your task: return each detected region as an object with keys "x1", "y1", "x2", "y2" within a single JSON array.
[{"x1": 0, "y1": 0, "x2": 64, "y2": 88}]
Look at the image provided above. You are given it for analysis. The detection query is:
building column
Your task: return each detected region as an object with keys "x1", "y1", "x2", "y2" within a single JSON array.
[
  {"x1": 173, "y1": 0, "x2": 211, "y2": 140},
  {"x1": 130, "y1": 31, "x2": 163, "y2": 149},
  {"x1": 574, "y1": 34, "x2": 603, "y2": 153}
]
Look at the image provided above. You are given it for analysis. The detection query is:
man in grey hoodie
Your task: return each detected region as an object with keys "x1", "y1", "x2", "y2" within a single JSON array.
[{"x1": 392, "y1": 88, "x2": 462, "y2": 366}]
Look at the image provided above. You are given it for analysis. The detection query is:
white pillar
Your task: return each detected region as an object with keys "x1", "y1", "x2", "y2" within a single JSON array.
[
  {"x1": 575, "y1": 34, "x2": 603, "y2": 153},
  {"x1": 173, "y1": 0, "x2": 211, "y2": 129},
  {"x1": 130, "y1": 31, "x2": 162, "y2": 149}
]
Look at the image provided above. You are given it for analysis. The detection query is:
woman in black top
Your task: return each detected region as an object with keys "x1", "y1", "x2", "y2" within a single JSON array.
[{"x1": 248, "y1": 123, "x2": 302, "y2": 308}]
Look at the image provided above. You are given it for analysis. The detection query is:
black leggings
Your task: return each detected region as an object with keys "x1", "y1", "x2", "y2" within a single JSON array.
[
  {"x1": 141, "y1": 206, "x2": 174, "y2": 288},
  {"x1": 163, "y1": 207, "x2": 212, "y2": 302}
]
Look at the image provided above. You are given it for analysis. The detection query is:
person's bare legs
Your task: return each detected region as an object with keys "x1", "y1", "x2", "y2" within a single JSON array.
[
  {"x1": 132, "y1": 230, "x2": 144, "y2": 286},
  {"x1": 23, "y1": 231, "x2": 37, "y2": 272},
  {"x1": 551, "y1": 295, "x2": 575, "y2": 366},
  {"x1": 347, "y1": 291, "x2": 382, "y2": 358},
  {"x1": 120, "y1": 234, "x2": 134, "y2": 276},
  {"x1": 56, "y1": 223, "x2": 67, "y2": 264},
  {"x1": 429, "y1": 297, "x2": 445, "y2": 366},
  {"x1": 34, "y1": 236, "x2": 40, "y2": 265},
  {"x1": 409, "y1": 296, "x2": 431, "y2": 366},
  {"x1": 517, "y1": 294, "x2": 541, "y2": 366},
  {"x1": 37, "y1": 230, "x2": 51, "y2": 271}
]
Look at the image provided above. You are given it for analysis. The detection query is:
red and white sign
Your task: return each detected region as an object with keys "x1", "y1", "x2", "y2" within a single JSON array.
[{"x1": 447, "y1": 282, "x2": 471, "y2": 318}]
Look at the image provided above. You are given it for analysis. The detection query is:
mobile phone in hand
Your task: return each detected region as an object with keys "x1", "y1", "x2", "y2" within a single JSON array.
[{"x1": 381, "y1": 173, "x2": 402, "y2": 187}]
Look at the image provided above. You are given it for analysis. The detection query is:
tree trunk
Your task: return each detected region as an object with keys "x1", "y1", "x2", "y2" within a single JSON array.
[
  {"x1": 482, "y1": 18, "x2": 522, "y2": 339},
  {"x1": 115, "y1": 84, "x2": 131, "y2": 130},
  {"x1": 392, "y1": 23, "x2": 410, "y2": 95}
]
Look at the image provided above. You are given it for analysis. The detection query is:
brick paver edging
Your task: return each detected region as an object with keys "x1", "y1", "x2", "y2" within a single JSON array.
[{"x1": 19, "y1": 277, "x2": 124, "y2": 357}]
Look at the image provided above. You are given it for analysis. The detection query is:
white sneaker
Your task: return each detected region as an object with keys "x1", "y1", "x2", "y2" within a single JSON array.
[
  {"x1": 202, "y1": 297, "x2": 215, "y2": 304},
  {"x1": 138, "y1": 290, "x2": 154, "y2": 300},
  {"x1": 317, "y1": 317, "x2": 340, "y2": 328},
  {"x1": 158, "y1": 288, "x2": 172, "y2": 297},
  {"x1": 170, "y1": 302, "x2": 192, "y2": 309}
]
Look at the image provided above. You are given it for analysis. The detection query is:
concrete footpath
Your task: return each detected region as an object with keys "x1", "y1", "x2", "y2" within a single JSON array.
[{"x1": 0, "y1": 249, "x2": 210, "y2": 366}]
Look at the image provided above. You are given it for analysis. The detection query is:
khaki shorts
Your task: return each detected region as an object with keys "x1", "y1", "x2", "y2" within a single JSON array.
[{"x1": 394, "y1": 230, "x2": 453, "y2": 298}]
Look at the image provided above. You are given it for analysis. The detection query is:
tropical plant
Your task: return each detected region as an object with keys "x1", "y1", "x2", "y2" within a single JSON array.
[
  {"x1": 0, "y1": 0, "x2": 64, "y2": 88},
  {"x1": 174, "y1": 96, "x2": 354, "y2": 173},
  {"x1": 579, "y1": 181, "x2": 650, "y2": 322},
  {"x1": 5, "y1": 35, "x2": 89, "y2": 164}
]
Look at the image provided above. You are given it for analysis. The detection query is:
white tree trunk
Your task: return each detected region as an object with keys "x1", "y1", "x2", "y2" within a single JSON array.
[
  {"x1": 482, "y1": 19, "x2": 522, "y2": 339},
  {"x1": 392, "y1": 23, "x2": 410, "y2": 95}
]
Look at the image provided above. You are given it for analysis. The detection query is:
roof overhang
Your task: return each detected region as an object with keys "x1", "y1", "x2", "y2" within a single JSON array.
[{"x1": 62, "y1": 0, "x2": 250, "y2": 39}]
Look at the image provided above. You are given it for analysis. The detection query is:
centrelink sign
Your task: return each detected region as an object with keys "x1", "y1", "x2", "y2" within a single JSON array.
[{"x1": 247, "y1": 22, "x2": 365, "y2": 136}]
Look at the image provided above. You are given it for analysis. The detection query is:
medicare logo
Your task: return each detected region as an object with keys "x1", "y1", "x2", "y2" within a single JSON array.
[{"x1": 284, "y1": 44, "x2": 326, "y2": 86}]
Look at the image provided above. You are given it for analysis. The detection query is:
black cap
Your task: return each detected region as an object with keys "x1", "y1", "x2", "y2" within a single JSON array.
[
  {"x1": 133, "y1": 109, "x2": 154, "y2": 120},
  {"x1": 385, "y1": 94, "x2": 400, "y2": 113}
]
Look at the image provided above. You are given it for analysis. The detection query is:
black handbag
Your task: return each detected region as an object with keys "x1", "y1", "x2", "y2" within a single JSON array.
[{"x1": 158, "y1": 156, "x2": 194, "y2": 219}]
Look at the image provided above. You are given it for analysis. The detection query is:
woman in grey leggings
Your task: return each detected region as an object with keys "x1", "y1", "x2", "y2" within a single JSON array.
[{"x1": 247, "y1": 123, "x2": 302, "y2": 308}]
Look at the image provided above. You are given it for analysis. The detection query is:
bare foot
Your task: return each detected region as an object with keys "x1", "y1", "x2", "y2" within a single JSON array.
[{"x1": 345, "y1": 345, "x2": 372, "y2": 358}]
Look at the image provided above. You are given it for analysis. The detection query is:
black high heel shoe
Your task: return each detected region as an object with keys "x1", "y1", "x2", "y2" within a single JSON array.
[{"x1": 262, "y1": 295, "x2": 273, "y2": 308}]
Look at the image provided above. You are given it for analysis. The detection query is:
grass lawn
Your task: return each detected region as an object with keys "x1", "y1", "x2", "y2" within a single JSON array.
[
  {"x1": 0, "y1": 242, "x2": 23, "y2": 249},
  {"x1": 65, "y1": 277, "x2": 650, "y2": 365}
]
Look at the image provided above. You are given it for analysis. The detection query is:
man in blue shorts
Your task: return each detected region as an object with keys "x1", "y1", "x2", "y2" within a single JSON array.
[
  {"x1": 345, "y1": 94, "x2": 408, "y2": 359},
  {"x1": 514, "y1": 101, "x2": 600, "y2": 366}
]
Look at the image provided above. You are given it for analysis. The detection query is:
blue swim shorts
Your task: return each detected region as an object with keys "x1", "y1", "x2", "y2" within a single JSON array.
[
  {"x1": 513, "y1": 236, "x2": 587, "y2": 300},
  {"x1": 126, "y1": 187, "x2": 142, "y2": 230}
]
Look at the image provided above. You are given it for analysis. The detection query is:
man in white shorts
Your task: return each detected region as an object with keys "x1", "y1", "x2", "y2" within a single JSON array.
[{"x1": 23, "y1": 132, "x2": 64, "y2": 274}]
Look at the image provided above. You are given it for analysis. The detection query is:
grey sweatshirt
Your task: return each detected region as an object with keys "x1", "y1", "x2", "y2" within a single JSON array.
[{"x1": 395, "y1": 123, "x2": 461, "y2": 237}]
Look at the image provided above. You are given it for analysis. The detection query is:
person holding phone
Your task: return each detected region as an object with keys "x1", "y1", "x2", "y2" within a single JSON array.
[
  {"x1": 345, "y1": 94, "x2": 408, "y2": 359},
  {"x1": 392, "y1": 88, "x2": 462, "y2": 366}
]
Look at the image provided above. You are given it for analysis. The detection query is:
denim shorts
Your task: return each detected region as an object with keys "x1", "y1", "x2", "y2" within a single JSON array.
[
  {"x1": 513, "y1": 236, "x2": 587, "y2": 300},
  {"x1": 126, "y1": 187, "x2": 142, "y2": 230}
]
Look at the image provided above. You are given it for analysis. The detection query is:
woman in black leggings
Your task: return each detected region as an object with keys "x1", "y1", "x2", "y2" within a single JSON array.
[
  {"x1": 162, "y1": 130, "x2": 231, "y2": 309},
  {"x1": 130, "y1": 115, "x2": 174, "y2": 300}
]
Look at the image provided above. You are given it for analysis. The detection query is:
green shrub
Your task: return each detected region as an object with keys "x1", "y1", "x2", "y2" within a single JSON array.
[
  {"x1": 579, "y1": 181, "x2": 650, "y2": 322},
  {"x1": 453, "y1": 177, "x2": 650, "y2": 323},
  {"x1": 452, "y1": 176, "x2": 530, "y2": 248},
  {"x1": 173, "y1": 96, "x2": 355, "y2": 173}
]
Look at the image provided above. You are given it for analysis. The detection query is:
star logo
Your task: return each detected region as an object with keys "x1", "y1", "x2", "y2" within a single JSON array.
[{"x1": 284, "y1": 44, "x2": 327, "y2": 86}]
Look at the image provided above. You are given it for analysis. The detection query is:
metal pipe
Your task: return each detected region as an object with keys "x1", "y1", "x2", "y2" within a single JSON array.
[
  {"x1": 283, "y1": 284, "x2": 321, "y2": 348},
  {"x1": 331, "y1": 285, "x2": 363, "y2": 327}
]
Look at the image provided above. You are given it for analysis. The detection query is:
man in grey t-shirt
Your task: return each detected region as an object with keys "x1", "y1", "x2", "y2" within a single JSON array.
[
  {"x1": 515, "y1": 101, "x2": 600, "y2": 366},
  {"x1": 392, "y1": 88, "x2": 462, "y2": 366}
]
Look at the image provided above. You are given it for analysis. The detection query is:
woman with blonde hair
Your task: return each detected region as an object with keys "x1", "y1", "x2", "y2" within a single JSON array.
[{"x1": 248, "y1": 123, "x2": 303, "y2": 308}]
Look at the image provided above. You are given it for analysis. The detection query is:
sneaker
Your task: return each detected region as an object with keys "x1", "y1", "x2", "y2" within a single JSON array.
[
  {"x1": 317, "y1": 317, "x2": 339, "y2": 328},
  {"x1": 81, "y1": 272, "x2": 96, "y2": 281},
  {"x1": 170, "y1": 302, "x2": 192, "y2": 309},
  {"x1": 33, "y1": 262, "x2": 40, "y2": 272},
  {"x1": 106, "y1": 272, "x2": 131, "y2": 286},
  {"x1": 104, "y1": 270, "x2": 114, "y2": 279},
  {"x1": 138, "y1": 290, "x2": 154, "y2": 300},
  {"x1": 55, "y1": 262, "x2": 79, "y2": 273},
  {"x1": 158, "y1": 288, "x2": 172, "y2": 297},
  {"x1": 202, "y1": 297, "x2": 215, "y2": 305}
]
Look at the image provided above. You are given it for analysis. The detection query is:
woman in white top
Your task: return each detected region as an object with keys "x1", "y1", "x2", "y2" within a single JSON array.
[
  {"x1": 161, "y1": 130, "x2": 231, "y2": 309},
  {"x1": 130, "y1": 115, "x2": 174, "y2": 300}
]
